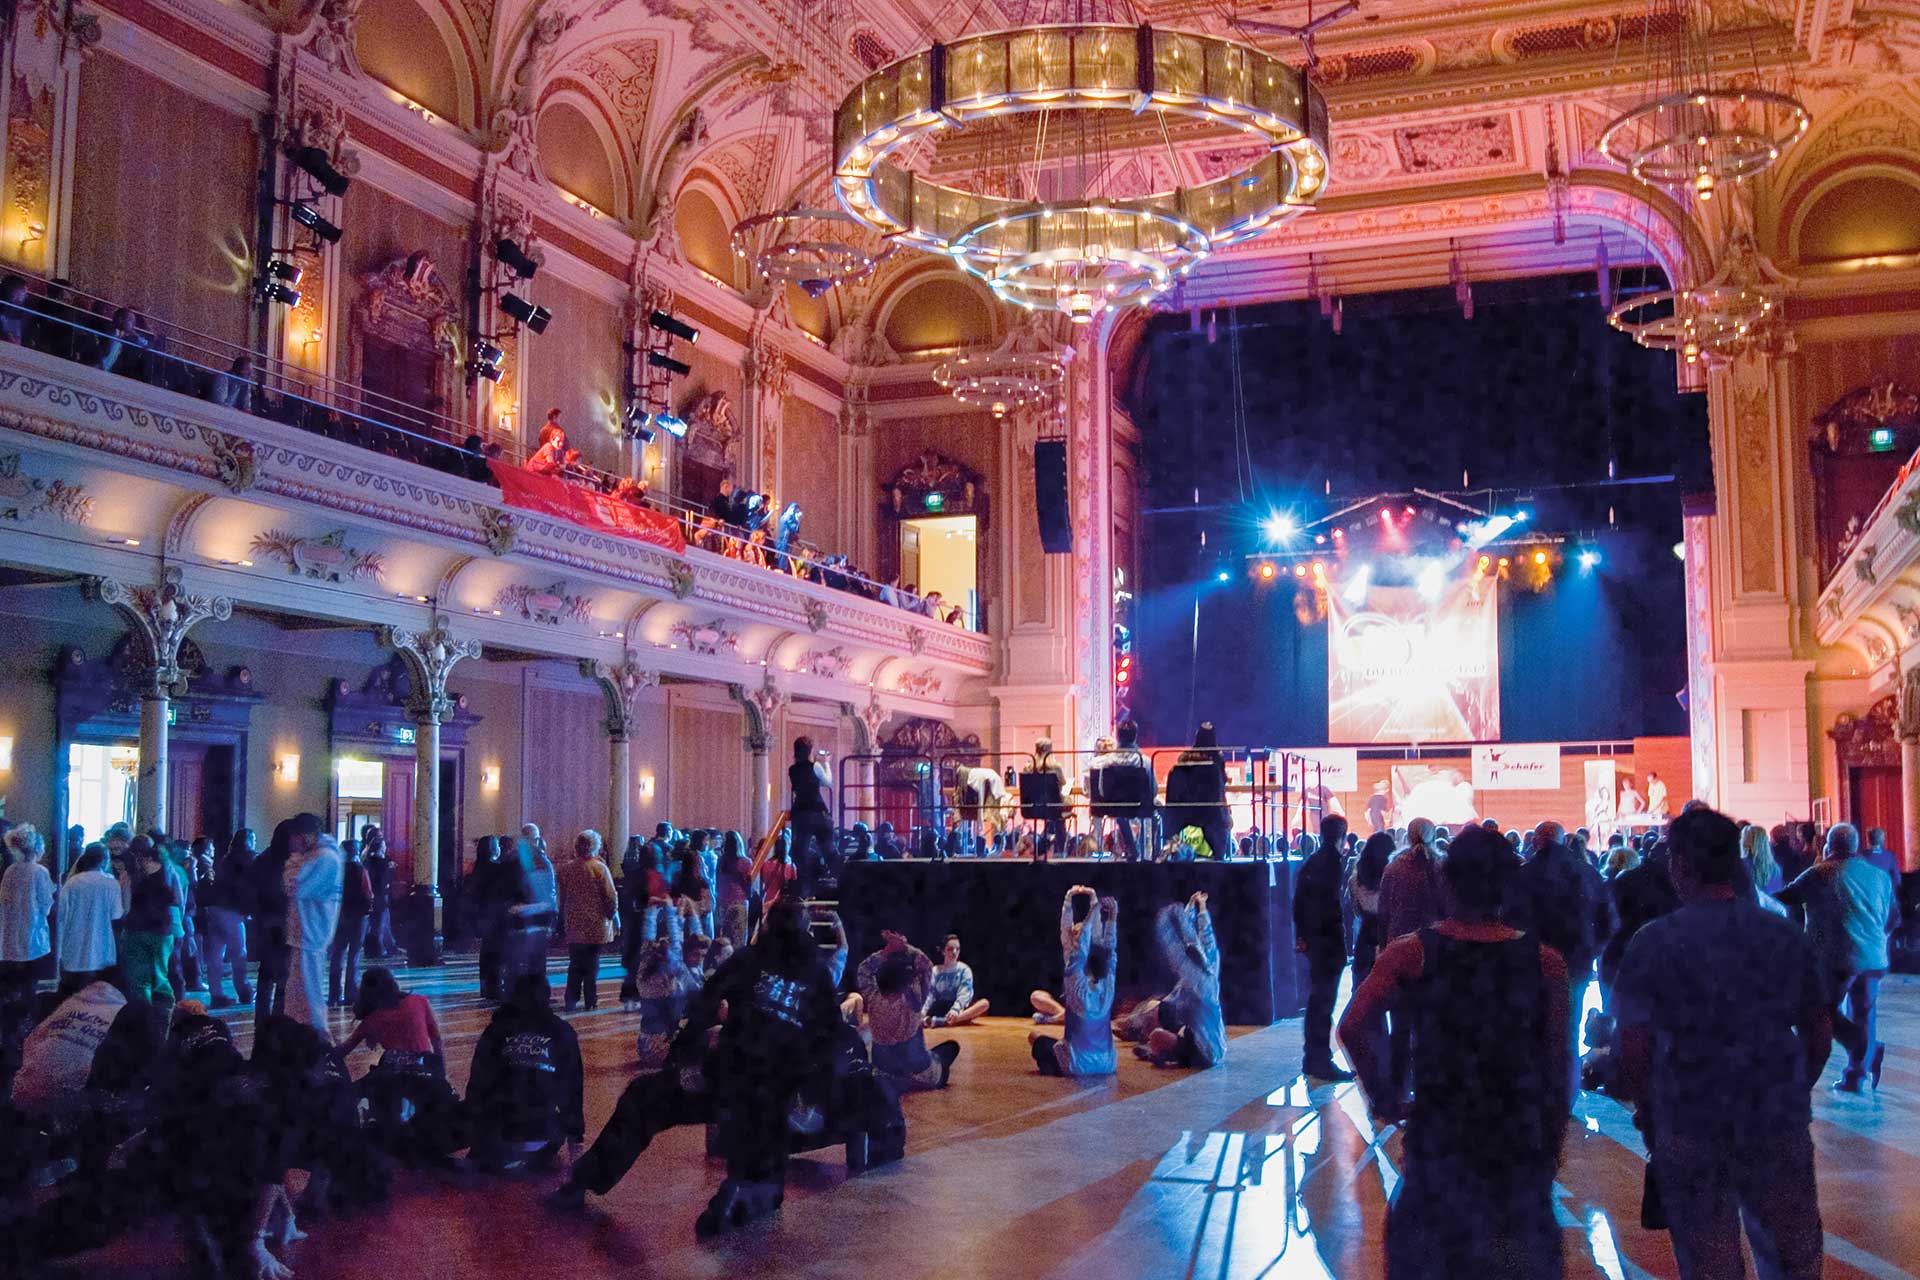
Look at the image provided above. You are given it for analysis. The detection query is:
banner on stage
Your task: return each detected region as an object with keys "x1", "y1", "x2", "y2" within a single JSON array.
[
  {"x1": 1284, "y1": 749, "x2": 1358, "y2": 792},
  {"x1": 1326, "y1": 579, "x2": 1500, "y2": 744},
  {"x1": 1390, "y1": 763, "x2": 1478, "y2": 825},
  {"x1": 1471, "y1": 743, "x2": 1561, "y2": 790}
]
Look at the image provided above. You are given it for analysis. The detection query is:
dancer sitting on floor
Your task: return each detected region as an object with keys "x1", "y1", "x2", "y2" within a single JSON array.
[
  {"x1": 632, "y1": 898, "x2": 699, "y2": 1071},
  {"x1": 1136, "y1": 892, "x2": 1226, "y2": 1068},
  {"x1": 466, "y1": 974, "x2": 585, "y2": 1174},
  {"x1": 923, "y1": 933, "x2": 990, "y2": 1027},
  {"x1": 551, "y1": 899, "x2": 844, "y2": 1235},
  {"x1": 1030, "y1": 886, "x2": 1118, "y2": 1076},
  {"x1": 854, "y1": 929, "x2": 961, "y2": 1090}
]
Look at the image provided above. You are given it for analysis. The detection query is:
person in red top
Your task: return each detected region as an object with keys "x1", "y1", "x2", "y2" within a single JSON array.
[
  {"x1": 525, "y1": 411, "x2": 579, "y2": 476},
  {"x1": 757, "y1": 829, "x2": 798, "y2": 915},
  {"x1": 336, "y1": 966, "x2": 443, "y2": 1059},
  {"x1": 335, "y1": 967, "x2": 458, "y2": 1166}
]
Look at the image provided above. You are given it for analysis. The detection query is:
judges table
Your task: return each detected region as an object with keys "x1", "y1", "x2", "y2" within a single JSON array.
[{"x1": 833, "y1": 858, "x2": 1305, "y2": 1026}]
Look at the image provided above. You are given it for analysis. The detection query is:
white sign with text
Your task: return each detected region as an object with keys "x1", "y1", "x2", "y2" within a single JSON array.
[{"x1": 1471, "y1": 743, "x2": 1562, "y2": 790}]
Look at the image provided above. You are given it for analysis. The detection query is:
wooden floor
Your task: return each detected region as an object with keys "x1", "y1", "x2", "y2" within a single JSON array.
[{"x1": 50, "y1": 961, "x2": 1920, "y2": 1279}]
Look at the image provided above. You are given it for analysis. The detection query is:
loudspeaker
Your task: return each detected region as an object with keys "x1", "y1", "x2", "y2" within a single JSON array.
[{"x1": 1034, "y1": 439, "x2": 1071, "y2": 554}]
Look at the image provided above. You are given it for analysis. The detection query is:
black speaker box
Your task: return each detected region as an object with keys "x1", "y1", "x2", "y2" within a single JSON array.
[{"x1": 1034, "y1": 439, "x2": 1071, "y2": 554}]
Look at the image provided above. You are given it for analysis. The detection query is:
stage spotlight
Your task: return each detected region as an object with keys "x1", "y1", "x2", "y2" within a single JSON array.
[
  {"x1": 1216, "y1": 570, "x2": 1231, "y2": 583},
  {"x1": 1263, "y1": 512, "x2": 1298, "y2": 542},
  {"x1": 1672, "y1": 541, "x2": 1686, "y2": 560},
  {"x1": 649, "y1": 310, "x2": 699, "y2": 343},
  {"x1": 500, "y1": 293, "x2": 552, "y2": 334},
  {"x1": 647, "y1": 350, "x2": 692, "y2": 377},
  {"x1": 1378, "y1": 509, "x2": 1392, "y2": 525},
  {"x1": 1498, "y1": 556, "x2": 1511, "y2": 568},
  {"x1": 1293, "y1": 564, "x2": 1307, "y2": 578},
  {"x1": 1532, "y1": 549, "x2": 1549, "y2": 566},
  {"x1": 1578, "y1": 549, "x2": 1601, "y2": 570},
  {"x1": 1342, "y1": 565, "x2": 1371, "y2": 605},
  {"x1": 494, "y1": 237, "x2": 539, "y2": 280},
  {"x1": 1418, "y1": 562, "x2": 1445, "y2": 600},
  {"x1": 260, "y1": 279, "x2": 300, "y2": 307},
  {"x1": 290, "y1": 201, "x2": 343, "y2": 244},
  {"x1": 265, "y1": 259, "x2": 303, "y2": 286},
  {"x1": 1258, "y1": 563, "x2": 1277, "y2": 581},
  {"x1": 292, "y1": 145, "x2": 350, "y2": 196},
  {"x1": 1311, "y1": 560, "x2": 1325, "y2": 576},
  {"x1": 1514, "y1": 509, "x2": 1531, "y2": 523},
  {"x1": 1314, "y1": 534, "x2": 1327, "y2": 545},
  {"x1": 645, "y1": 411, "x2": 689, "y2": 439}
]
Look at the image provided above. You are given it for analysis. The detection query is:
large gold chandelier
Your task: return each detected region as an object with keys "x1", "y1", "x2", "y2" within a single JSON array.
[
  {"x1": 1598, "y1": 0, "x2": 1808, "y2": 203},
  {"x1": 1609, "y1": 230, "x2": 1792, "y2": 367},
  {"x1": 832, "y1": 20, "x2": 1330, "y2": 323},
  {"x1": 933, "y1": 319, "x2": 1072, "y2": 417}
]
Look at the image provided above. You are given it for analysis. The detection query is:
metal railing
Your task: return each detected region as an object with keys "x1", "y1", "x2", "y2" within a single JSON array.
[
  {"x1": 832, "y1": 744, "x2": 1329, "y2": 859},
  {"x1": 0, "y1": 268, "x2": 973, "y2": 628}
]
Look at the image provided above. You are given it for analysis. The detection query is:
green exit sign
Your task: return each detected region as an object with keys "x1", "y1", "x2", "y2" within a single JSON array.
[
  {"x1": 924, "y1": 493, "x2": 944, "y2": 512},
  {"x1": 1870, "y1": 426, "x2": 1897, "y2": 453}
]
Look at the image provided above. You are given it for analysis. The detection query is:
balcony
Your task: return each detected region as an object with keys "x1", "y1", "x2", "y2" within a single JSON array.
[{"x1": 0, "y1": 340, "x2": 992, "y2": 709}]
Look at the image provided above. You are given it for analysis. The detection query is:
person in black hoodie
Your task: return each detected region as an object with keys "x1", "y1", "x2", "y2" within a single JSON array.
[
  {"x1": 249, "y1": 821, "x2": 294, "y2": 1020},
  {"x1": 469, "y1": 836, "x2": 507, "y2": 1001},
  {"x1": 466, "y1": 973, "x2": 585, "y2": 1172},
  {"x1": 361, "y1": 827, "x2": 394, "y2": 960},
  {"x1": 1165, "y1": 723, "x2": 1233, "y2": 860},
  {"x1": 1504, "y1": 820, "x2": 1614, "y2": 1101},
  {"x1": 1292, "y1": 814, "x2": 1355, "y2": 1081},
  {"x1": 328, "y1": 841, "x2": 373, "y2": 1008},
  {"x1": 203, "y1": 830, "x2": 255, "y2": 1008},
  {"x1": 551, "y1": 898, "x2": 842, "y2": 1233}
]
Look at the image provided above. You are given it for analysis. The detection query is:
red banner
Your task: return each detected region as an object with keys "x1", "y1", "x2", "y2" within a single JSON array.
[{"x1": 489, "y1": 462, "x2": 686, "y2": 555}]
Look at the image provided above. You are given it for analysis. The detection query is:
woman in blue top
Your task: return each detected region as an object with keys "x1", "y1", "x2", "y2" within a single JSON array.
[
  {"x1": 1030, "y1": 886, "x2": 1117, "y2": 1075},
  {"x1": 923, "y1": 934, "x2": 990, "y2": 1027},
  {"x1": 1137, "y1": 893, "x2": 1226, "y2": 1068}
]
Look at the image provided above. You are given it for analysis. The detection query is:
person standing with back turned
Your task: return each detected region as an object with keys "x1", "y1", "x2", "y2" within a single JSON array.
[
  {"x1": 788, "y1": 737, "x2": 834, "y2": 894},
  {"x1": 1294, "y1": 813, "x2": 1355, "y2": 1081}
]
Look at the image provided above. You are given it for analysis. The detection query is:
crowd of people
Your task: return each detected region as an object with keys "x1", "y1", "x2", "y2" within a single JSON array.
[{"x1": 1295, "y1": 801, "x2": 1901, "y2": 1279}]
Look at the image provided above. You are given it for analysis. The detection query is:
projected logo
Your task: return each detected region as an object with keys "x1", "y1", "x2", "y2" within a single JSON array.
[{"x1": 1327, "y1": 581, "x2": 1500, "y2": 744}]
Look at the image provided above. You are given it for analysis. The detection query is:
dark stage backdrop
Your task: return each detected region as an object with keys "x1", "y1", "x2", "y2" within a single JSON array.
[{"x1": 1125, "y1": 274, "x2": 1705, "y2": 748}]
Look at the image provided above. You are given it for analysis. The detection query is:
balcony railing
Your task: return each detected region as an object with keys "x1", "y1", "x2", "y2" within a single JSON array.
[{"x1": 0, "y1": 268, "x2": 977, "y2": 630}]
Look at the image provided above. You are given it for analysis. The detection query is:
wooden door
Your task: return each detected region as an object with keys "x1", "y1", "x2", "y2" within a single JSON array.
[
  {"x1": 382, "y1": 761, "x2": 414, "y2": 884},
  {"x1": 1853, "y1": 765, "x2": 1905, "y2": 859},
  {"x1": 168, "y1": 746, "x2": 205, "y2": 841}
]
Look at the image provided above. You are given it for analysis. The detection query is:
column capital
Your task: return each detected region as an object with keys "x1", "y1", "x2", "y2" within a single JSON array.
[
  {"x1": 380, "y1": 619, "x2": 480, "y2": 723},
  {"x1": 87, "y1": 566, "x2": 232, "y2": 696},
  {"x1": 1900, "y1": 666, "x2": 1920, "y2": 743},
  {"x1": 842, "y1": 697, "x2": 889, "y2": 755},
  {"x1": 582, "y1": 652, "x2": 659, "y2": 740},
  {"x1": 730, "y1": 677, "x2": 787, "y2": 754}
]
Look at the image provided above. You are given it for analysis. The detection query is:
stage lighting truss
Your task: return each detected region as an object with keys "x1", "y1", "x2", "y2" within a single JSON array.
[
  {"x1": 1607, "y1": 231, "x2": 1791, "y2": 366},
  {"x1": 729, "y1": 206, "x2": 894, "y2": 298},
  {"x1": 932, "y1": 324, "x2": 1072, "y2": 417},
  {"x1": 832, "y1": 23, "x2": 1330, "y2": 323}
]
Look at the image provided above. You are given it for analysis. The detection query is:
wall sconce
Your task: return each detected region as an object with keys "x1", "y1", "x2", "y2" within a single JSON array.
[
  {"x1": 274, "y1": 753, "x2": 300, "y2": 784},
  {"x1": 498, "y1": 413, "x2": 515, "y2": 438},
  {"x1": 0, "y1": 735, "x2": 13, "y2": 771},
  {"x1": 302, "y1": 329, "x2": 322, "y2": 348},
  {"x1": 481, "y1": 764, "x2": 501, "y2": 792},
  {"x1": 638, "y1": 772, "x2": 655, "y2": 800}
]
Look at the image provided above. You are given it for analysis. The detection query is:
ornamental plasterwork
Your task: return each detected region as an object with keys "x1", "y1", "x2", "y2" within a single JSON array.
[
  {"x1": 895, "y1": 667, "x2": 942, "y2": 698},
  {"x1": 1858, "y1": 544, "x2": 1880, "y2": 586},
  {"x1": 795, "y1": 646, "x2": 852, "y2": 679},
  {"x1": 481, "y1": 508, "x2": 518, "y2": 556},
  {"x1": 670, "y1": 617, "x2": 739, "y2": 656},
  {"x1": 1896, "y1": 492, "x2": 1920, "y2": 538},
  {"x1": 668, "y1": 560, "x2": 696, "y2": 599},
  {"x1": 250, "y1": 528, "x2": 387, "y2": 583},
  {"x1": 496, "y1": 579, "x2": 593, "y2": 625},
  {"x1": 207, "y1": 430, "x2": 257, "y2": 494},
  {"x1": 1897, "y1": 600, "x2": 1920, "y2": 641},
  {"x1": 805, "y1": 599, "x2": 829, "y2": 633},
  {"x1": 0, "y1": 452, "x2": 92, "y2": 525}
]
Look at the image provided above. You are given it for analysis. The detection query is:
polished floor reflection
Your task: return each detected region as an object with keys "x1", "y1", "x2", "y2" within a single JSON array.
[{"x1": 51, "y1": 965, "x2": 1920, "y2": 1278}]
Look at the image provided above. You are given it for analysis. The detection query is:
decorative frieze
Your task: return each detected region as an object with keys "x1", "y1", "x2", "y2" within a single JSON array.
[
  {"x1": 496, "y1": 579, "x2": 593, "y2": 625},
  {"x1": 250, "y1": 528, "x2": 387, "y2": 583}
]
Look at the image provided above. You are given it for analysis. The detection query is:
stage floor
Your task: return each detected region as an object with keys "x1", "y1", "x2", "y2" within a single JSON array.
[{"x1": 42, "y1": 959, "x2": 1920, "y2": 1279}]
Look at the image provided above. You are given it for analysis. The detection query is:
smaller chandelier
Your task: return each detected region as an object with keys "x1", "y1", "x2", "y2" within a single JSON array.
[
  {"x1": 730, "y1": 206, "x2": 894, "y2": 297},
  {"x1": 933, "y1": 326, "x2": 1072, "y2": 417},
  {"x1": 1609, "y1": 232, "x2": 1791, "y2": 367},
  {"x1": 1599, "y1": 87, "x2": 1809, "y2": 200}
]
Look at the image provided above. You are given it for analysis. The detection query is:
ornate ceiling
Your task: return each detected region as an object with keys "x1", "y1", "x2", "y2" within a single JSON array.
[{"x1": 267, "y1": 0, "x2": 1920, "y2": 317}]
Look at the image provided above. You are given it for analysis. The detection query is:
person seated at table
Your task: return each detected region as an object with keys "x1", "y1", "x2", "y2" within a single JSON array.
[
  {"x1": 923, "y1": 934, "x2": 990, "y2": 1028},
  {"x1": 1136, "y1": 893, "x2": 1226, "y2": 1069},
  {"x1": 1030, "y1": 886, "x2": 1118, "y2": 1076},
  {"x1": 854, "y1": 928, "x2": 960, "y2": 1091},
  {"x1": 526, "y1": 411, "x2": 578, "y2": 475}
]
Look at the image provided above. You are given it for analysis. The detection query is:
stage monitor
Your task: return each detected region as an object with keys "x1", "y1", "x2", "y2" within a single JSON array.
[{"x1": 1326, "y1": 577, "x2": 1500, "y2": 744}]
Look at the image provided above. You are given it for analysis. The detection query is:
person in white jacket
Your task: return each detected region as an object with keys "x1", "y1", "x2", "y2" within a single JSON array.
[
  {"x1": 282, "y1": 815, "x2": 343, "y2": 1038},
  {"x1": 1029, "y1": 886, "x2": 1118, "y2": 1075},
  {"x1": 1136, "y1": 894, "x2": 1226, "y2": 1068},
  {"x1": 1, "y1": 825, "x2": 56, "y2": 1031}
]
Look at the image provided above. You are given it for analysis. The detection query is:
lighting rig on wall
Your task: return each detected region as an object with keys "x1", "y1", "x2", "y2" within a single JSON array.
[
  {"x1": 492, "y1": 235, "x2": 551, "y2": 335},
  {"x1": 257, "y1": 256, "x2": 303, "y2": 308},
  {"x1": 623, "y1": 309, "x2": 699, "y2": 441}
]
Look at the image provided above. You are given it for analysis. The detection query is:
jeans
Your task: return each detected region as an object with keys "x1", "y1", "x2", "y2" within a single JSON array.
[
  {"x1": 254, "y1": 943, "x2": 289, "y2": 1020},
  {"x1": 1831, "y1": 969, "x2": 1884, "y2": 1080},
  {"x1": 329, "y1": 915, "x2": 367, "y2": 1005},
  {"x1": 122, "y1": 931, "x2": 174, "y2": 1004},
  {"x1": 1655, "y1": 1128, "x2": 1823, "y2": 1279},
  {"x1": 366, "y1": 899, "x2": 394, "y2": 958},
  {"x1": 566, "y1": 943, "x2": 603, "y2": 1010},
  {"x1": 570, "y1": 1071, "x2": 714, "y2": 1195},
  {"x1": 202, "y1": 907, "x2": 250, "y2": 1002},
  {"x1": 790, "y1": 811, "x2": 834, "y2": 892},
  {"x1": 1304, "y1": 951, "x2": 1345, "y2": 1068}
]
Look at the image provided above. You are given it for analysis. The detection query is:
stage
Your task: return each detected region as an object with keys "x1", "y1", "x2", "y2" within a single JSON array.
[{"x1": 833, "y1": 859, "x2": 1306, "y2": 1025}]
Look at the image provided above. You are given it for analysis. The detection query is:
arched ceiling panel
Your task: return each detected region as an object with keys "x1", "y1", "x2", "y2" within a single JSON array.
[
  {"x1": 538, "y1": 98, "x2": 623, "y2": 218},
  {"x1": 357, "y1": 0, "x2": 474, "y2": 127},
  {"x1": 1795, "y1": 174, "x2": 1920, "y2": 263}
]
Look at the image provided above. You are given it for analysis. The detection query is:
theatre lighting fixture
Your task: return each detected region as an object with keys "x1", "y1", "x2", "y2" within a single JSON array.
[
  {"x1": 833, "y1": 18, "x2": 1330, "y2": 322},
  {"x1": 292, "y1": 145, "x2": 351, "y2": 196},
  {"x1": 648, "y1": 311, "x2": 698, "y2": 343},
  {"x1": 467, "y1": 338, "x2": 505, "y2": 382},
  {"x1": 259, "y1": 278, "x2": 301, "y2": 308},
  {"x1": 500, "y1": 293, "x2": 552, "y2": 334},
  {"x1": 494, "y1": 237, "x2": 540, "y2": 280},
  {"x1": 265, "y1": 259, "x2": 303, "y2": 286},
  {"x1": 289, "y1": 201, "x2": 342, "y2": 244},
  {"x1": 1263, "y1": 512, "x2": 1298, "y2": 542},
  {"x1": 643, "y1": 411, "x2": 688, "y2": 439},
  {"x1": 647, "y1": 350, "x2": 691, "y2": 377},
  {"x1": 1258, "y1": 562, "x2": 1276, "y2": 580},
  {"x1": 1578, "y1": 548, "x2": 1602, "y2": 570}
]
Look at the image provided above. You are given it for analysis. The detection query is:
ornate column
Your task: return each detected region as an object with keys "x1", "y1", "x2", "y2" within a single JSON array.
[
  {"x1": 87, "y1": 569, "x2": 232, "y2": 834},
  {"x1": 380, "y1": 619, "x2": 480, "y2": 963},
  {"x1": 730, "y1": 676, "x2": 788, "y2": 840},
  {"x1": 1900, "y1": 668, "x2": 1920, "y2": 874},
  {"x1": 583, "y1": 653, "x2": 659, "y2": 854},
  {"x1": 741, "y1": 335, "x2": 791, "y2": 497}
]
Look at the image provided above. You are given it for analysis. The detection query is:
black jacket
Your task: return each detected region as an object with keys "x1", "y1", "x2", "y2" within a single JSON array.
[
  {"x1": 1291, "y1": 847, "x2": 1348, "y2": 960},
  {"x1": 467, "y1": 1000, "x2": 585, "y2": 1143},
  {"x1": 1506, "y1": 842, "x2": 1614, "y2": 975},
  {"x1": 670, "y1": 932, "x2": 840, "y2": 1088}
]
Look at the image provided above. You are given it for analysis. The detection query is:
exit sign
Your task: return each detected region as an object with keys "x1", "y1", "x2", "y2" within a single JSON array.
[
  {"x1": 1870, "y1": 426, "x2": 1897, "y2": 453},
  {"x1": 924, "y1": 493, "x2": 944, "y2": 512}
]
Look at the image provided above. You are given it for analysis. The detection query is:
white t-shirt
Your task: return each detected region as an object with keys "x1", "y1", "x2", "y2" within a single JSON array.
[
  {"x1": 0, "y1": 860, "x2": 55, "y2": 962},
  {"x1": 285, "y1": 841, "x2": 343, "y2": 951},
  {"x1": 57, "y1": 869, "x2": 124, "y2": 974},
  {"x1": 10, "y1": 981, "x2": 128, "y2": 1111}
]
